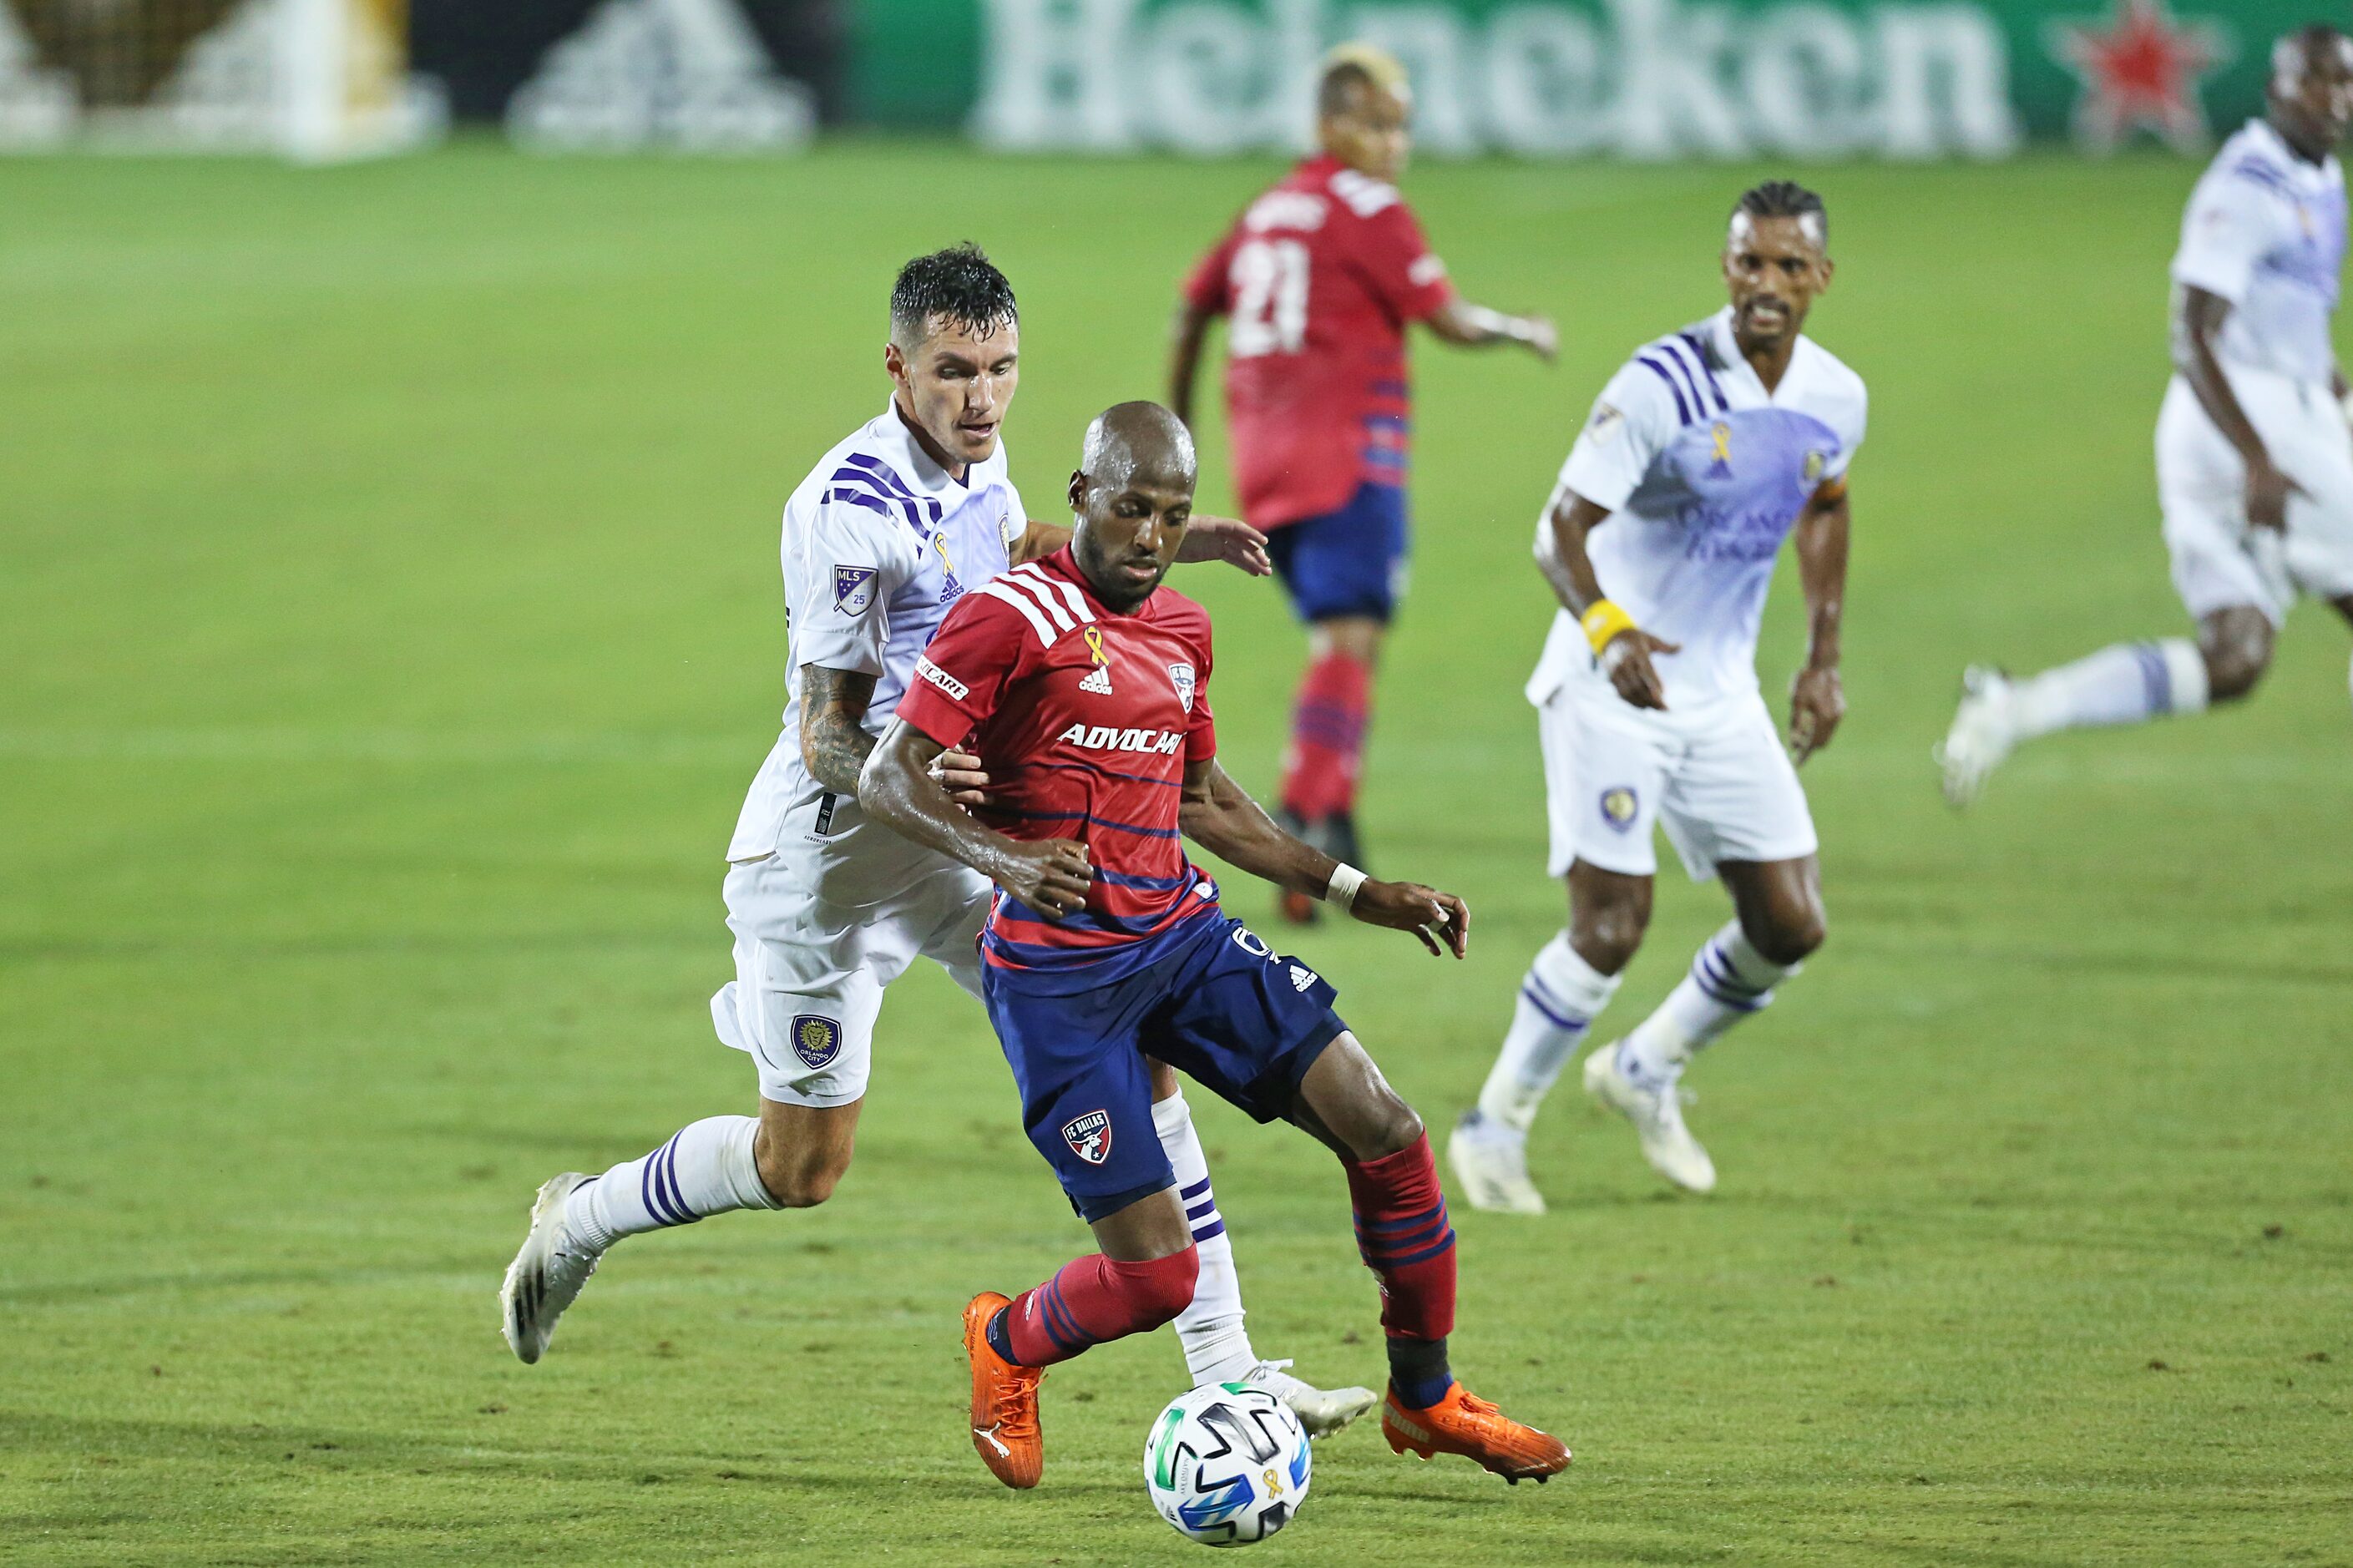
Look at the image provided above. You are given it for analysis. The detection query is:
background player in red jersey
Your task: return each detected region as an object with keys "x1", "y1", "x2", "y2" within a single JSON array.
[
  {"x1": 1170, "y1": 43, "x2": 1558, "y2": 922},
  {"x1": 859, "y1": 402, "x2": 1571, "y2": 1492}
]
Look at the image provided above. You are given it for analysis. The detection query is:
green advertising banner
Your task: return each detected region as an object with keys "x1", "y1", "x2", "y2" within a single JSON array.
[{"x1": 854, "y1": 0, "x2": 2317, "y2": 158}]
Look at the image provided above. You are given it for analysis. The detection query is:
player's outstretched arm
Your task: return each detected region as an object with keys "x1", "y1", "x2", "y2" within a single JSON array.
[
  {"x1": 1537, "y1": 492, "x2": 1677, "y2": 712},
  {"x1": 1168, "y1": 300, "x2": 1217, "y2": 429},
  {"x1": 1424, "y1": 298, "x2": 1556, "y2": 362},
  {"x1": 858, "y1": 719, "x2": 1093, "y2": 918},
  {"x1": 1788, "y1": 481, "x2": 1849, "y2": 766},
  {"x1": 1177, "y1": 758, "x2": 1467, "y2": 958}
]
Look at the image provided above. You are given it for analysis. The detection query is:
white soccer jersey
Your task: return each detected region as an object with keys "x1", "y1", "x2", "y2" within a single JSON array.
[
  {"x1": 726, "y1": 403, "x2": 1027, "y2": 905},
  {"x1": 2172, "y1": 119, "x2": 2347, "y2": 387},
  {"x1": 1526, "y1": 306, "x2": 1868, "y2": 708}
]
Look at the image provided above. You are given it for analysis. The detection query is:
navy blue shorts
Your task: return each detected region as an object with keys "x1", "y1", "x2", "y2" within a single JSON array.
[
  {"x1": 1265, "y1": 481, "x2": 1410, "y2": 624},
  {"x1": 983, "y1": 910, "x2": 1349, "y2": 1222}
]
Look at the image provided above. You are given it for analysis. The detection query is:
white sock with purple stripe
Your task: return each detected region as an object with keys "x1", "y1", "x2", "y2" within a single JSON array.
[
  {"x1": 2011, "y1": 638, "x2": 2209, "y2": 738},
  {"x1": 1621, "y1": 922, "x2": 1795, "y2": 1086},
  {"x1": 1475, "y1": 932, "x2": 1622, "y2": 1135},
  {"x1": 1153, "y1": 1090, "x2": 1258, "y2": 1387},
  {"x1": 561, "y1": 1115, "x2": 781, "y2": 1251}
]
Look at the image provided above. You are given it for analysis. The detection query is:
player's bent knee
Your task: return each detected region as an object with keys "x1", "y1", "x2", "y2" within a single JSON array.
[
  {"x1": 2201, "y1": 612, "x2": 2274, "y2": 703},
  {"x1": 755, "y1": 1141, "x2": 853, "y2": 1209},
  {"x1": 1573, "y1": 908, "x2": 1647, "y2": 974},
  {"x1": 1110, "y1": 1246, "x2": 1201, "y2": 1330}
]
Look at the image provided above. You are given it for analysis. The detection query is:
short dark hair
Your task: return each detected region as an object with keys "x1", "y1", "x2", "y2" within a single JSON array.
[
  {"x1": 890, "y1": 243, "x2": 1017, "y2": 348},
  {"x1": 1732, "y1": 180, "x2": 1829, "y2": 245}
]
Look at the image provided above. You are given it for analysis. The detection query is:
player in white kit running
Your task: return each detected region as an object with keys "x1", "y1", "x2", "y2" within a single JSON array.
[
  {"x1": 1941, "y1": 27, "x2": 2353, "y2": 806},
  {"x1": 498, "y1": 245, "x2": 1375, "y2": 1433},
  {"x1": 1450, "y1": 184, "x2": 1866, "y2": 1208}
]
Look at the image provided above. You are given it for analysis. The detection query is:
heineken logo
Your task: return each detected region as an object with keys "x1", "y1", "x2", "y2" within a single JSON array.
[{"x1": 974, "y1": 0, "x2": 2255, "y2": 159}]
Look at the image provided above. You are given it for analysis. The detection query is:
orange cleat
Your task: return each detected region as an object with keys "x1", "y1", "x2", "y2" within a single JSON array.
[
  {"x1": 962, "y1": 1291, "x2": 1045, "y2": 1490},
  {"x1": 1382, "y1": 1383, "x2": 1571, "y2": 1484}
]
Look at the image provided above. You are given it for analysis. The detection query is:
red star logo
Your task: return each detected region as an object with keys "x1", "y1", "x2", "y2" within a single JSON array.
[{"x1": 2049, "y1": 0, "x2": 2234, "y2": 154}]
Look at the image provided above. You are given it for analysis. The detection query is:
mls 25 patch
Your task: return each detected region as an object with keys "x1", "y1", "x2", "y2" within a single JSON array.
[
  {"x1": 1167, "y1": 661, "x2": 1197, "y2": 713},
  {"x1": 834, "y1": 564, "x2": 878, "y2": 615},
  {"x1": 1599, "y1": 786, "x2": 1640, "y2": 832},
  {"x1": 1061, "y1": 1109, "x2": 1112, "y2": 1166},
  {"x1": 790, "y1": 1014, "x2": 843, "y2": 1070}
]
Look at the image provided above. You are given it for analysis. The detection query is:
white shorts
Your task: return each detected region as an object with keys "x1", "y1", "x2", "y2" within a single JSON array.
[
  {"x1": 708, "y1": 853, "x2": 989, "y2": 1108},
  {"x1": 1537, "y1": 679, "x2": 1818, "y2": 883},
  {"x1": 2157, "y1": 371, "x2": 2353, "y2": 625}
]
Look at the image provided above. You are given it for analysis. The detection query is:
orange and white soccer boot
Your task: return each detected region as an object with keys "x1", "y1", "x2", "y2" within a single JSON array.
[
  {"x1": 1382, "y1": 1382, "x2": 1571, "y2": 1484},
  {"x1": 963, "y1": 1291, "x2": 1045, "y2": 1489}
]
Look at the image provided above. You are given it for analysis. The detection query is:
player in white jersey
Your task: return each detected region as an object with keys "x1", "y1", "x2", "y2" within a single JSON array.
[
  {"x1": 1450, "y1": 184, "x2": 1866, "y2": 1209},
  {"x1": 498, "y1": 245, "x2": 1376, "y2": 1433},
  {"x1": 1941, "y1": 28, "x2": 2353, "y2": 806}
]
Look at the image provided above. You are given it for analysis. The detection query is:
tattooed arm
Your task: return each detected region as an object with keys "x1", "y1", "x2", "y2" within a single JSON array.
[
  {"x1": 799, "y1": 665, "x2": 993, "y2": 805},
  {"x1": 797, "y1": 665, "x2": 879, "y2": 795}
]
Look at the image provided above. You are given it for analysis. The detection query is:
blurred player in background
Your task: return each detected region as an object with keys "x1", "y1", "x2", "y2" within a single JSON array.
[
  {"x1": 1941, "y1": 27, "x2": 2353, "y2": 805},
  {"x1": 499, "y1": 246, "x2": 1378, "y2": 1435},
  {"x1": 1171, "y1": 43, "x2": 1556, "y2": 923},
  {"x1": 1450, "y1": 184, "x2": 1865, "y2": 1211},
  {"x1": 860, "y1": 402, "x2": 1571, "y2": 1490}
]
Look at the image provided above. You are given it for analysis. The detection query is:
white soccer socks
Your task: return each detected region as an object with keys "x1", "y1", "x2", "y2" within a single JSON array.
[
  {"x1": 1475, "y1": 932, "x2": 1623, "y2": 1134},
  {"x1": 562, "y1": 1115, "x2": 782, "y2": 1250},
  {"x1": 1621, "y1": 921, "x2": 1796, "y2": 1084},
  {"x1": 2011, "y1": 637, "x2": 2209, "y2": 737},
  {"x1": 1152, "y1": 1090, "x2": 1258, "y2": 1388}
]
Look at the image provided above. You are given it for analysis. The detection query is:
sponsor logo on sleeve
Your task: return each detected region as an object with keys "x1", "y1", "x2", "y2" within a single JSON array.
[
  {"x1": 790, "y1": 1014, "x2": 843, "y2": 1069},
  {"x1": 1060, "y1": 1109, "x2": 1112, "y2": 1166},
  {"x1": 1587, "y1": 404, "x2": 1624, "y2": 447},
  {"x1": 833, "y1": 564, "x2": 878, "y2": 615},
  {"x1": 1166, "y1": 661, "x2": 1197, "y2": 713},
  {"x1": 916, "y1": 656, "x2": 969, "y2": 701},
  {"x1": 1407, "y1": 253, "x2": 1449, "y2": 287}
]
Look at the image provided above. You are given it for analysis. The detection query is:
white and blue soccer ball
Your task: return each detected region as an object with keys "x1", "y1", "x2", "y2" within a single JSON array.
[{"x1": 1143, "y1": 1383, "x2": 1312, "y2": 1547}]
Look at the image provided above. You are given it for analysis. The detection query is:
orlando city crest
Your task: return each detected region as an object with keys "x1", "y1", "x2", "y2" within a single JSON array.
[
  {"x1": 1599, "y1": 787, "x2": 1639, "y2": 832},
  {"x1": 790, "y1": 1014, "x2": 843, "y2": 1070},
  {"x1": 1804, "y1": 449, "x2": 1828, "y2": 484},
  {"x1": 1167, "y1": 661, "x2": 1197, "y2": 714},
  {"x1": 1061, "y1": 1109, "x2": 1112, "y2": 1166}
]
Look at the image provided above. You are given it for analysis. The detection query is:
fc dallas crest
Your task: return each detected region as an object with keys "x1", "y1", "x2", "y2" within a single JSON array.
[
  {"x1": 1061, "y1": 1109, "x2": 1112, "y2": 1166},
  {"x1": 2047, "y1": 0, "x2": 2233, "y2": 155}
]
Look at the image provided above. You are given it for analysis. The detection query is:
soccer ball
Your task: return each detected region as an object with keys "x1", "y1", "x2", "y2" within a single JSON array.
[{"x1": 1143, "y1": 1383, "x2": 1312, "y2": 1547}]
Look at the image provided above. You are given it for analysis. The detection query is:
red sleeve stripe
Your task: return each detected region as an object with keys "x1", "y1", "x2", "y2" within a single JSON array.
[
  {"x1": 974, "y1": 579, "x2": 1058, "y2": 647},
  {"x1": 1006, "y1": 564, "x2": 1095, "y2": 629}
]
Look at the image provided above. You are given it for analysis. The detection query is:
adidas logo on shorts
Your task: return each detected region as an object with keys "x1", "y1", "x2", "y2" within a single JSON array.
[{"x1": 1078, "y1": 665, "x2": 1113, "y2": 695}]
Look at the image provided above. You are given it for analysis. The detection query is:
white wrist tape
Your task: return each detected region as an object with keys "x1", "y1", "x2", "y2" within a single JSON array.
[{"x1": 1323, "y1": 862, "x2": 1367, "y2": 913}]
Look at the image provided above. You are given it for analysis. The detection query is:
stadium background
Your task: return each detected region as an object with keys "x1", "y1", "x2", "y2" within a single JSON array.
[{"x1": 3, "y1": 2, "x2": 2348, "y2": 1564}]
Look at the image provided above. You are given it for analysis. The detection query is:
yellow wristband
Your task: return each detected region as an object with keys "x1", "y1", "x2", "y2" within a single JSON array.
[{"x1": 1580, "y1": 599, "x2": 1637, "y2": 658}]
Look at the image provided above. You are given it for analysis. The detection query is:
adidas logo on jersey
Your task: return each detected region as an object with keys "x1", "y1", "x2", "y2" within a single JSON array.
[
  {"x1": 1056, "y1": 723, "x2": 1183, "y2": 755},
  {"x1": 1289, "y1": 964, "x2": 1318, "y2": 993},
  {"x1": 1078, "y1": 665, "x2": 1113, "y2": 695}
]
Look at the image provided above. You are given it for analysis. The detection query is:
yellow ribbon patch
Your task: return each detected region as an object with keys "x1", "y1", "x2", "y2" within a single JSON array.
[{"x1": 1082, "y1": 625, "x2": 1109, "y2": 665}]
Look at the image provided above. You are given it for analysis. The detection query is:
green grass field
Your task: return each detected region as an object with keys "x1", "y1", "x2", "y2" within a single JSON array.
[{"x1": 4, "y1": 143, "x2": 2350, "y2": 1566}]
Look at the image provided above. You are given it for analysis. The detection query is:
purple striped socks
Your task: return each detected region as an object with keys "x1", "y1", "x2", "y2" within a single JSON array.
[
  {"x1": 562, "y1": 1115, "x2": 781, "y2": 1251},
  {"x1": 1154, "y1": 1090, "x2": 1257, "y2": 1388},
  {"x1": 1622, "y1": 922, "x2": 1797, "y2": 1085},
  {"x1": 1476, "y1": 933, "x2": 1622, "y2": 1133}
]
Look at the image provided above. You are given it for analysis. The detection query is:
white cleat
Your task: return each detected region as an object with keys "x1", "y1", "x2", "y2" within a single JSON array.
[
  {"x1": 1936, "y1": 665, "x2": 2017, "y2": 811},
  {"x1": 1582, "y1": 1042, "x2": 1716, "y2": 1194},
  {"x1": 1244, "y1": 1359, "x2": 1379, "y2": 1439},
  {"x1": 500, "y1": 1172, "x2": 604, "y2": 1364},
  {"x1": 1446, "y1": 1110, "x2": 1546, "y2": 1216}
]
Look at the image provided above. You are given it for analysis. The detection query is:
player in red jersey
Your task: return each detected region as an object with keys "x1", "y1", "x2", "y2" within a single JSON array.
[
  {"x1": 1171, "y1": 43, "x2": 1557, "y2": 922},
  {"x1": 860, "y1": 402, "x2": 1571, "y2": 1493}
]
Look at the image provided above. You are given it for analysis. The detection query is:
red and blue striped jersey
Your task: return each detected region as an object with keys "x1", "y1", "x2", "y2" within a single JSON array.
[{"x1": 894, "y1": 548, "x2": 1222, "y2": 982}]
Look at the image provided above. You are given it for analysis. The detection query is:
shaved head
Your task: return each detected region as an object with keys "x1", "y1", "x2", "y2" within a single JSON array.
[
  {"x1": 1080, "y1": 401, "x2": 1197, "y2": 492},
  {"x1": 1068, "y1": 402, "x2": 1198, "y2": 610},
  {"x1": 2274, "y1": 23, "x2": 2353, "y2": 91},
  {"x1": 2268, "y1": 24, "x2": 2353, "y2": 158}
]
